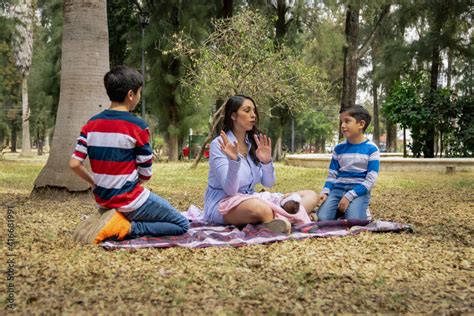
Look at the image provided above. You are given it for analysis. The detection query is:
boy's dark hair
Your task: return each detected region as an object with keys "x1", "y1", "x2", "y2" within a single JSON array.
[
  {"x1": 104, "y1": 66, "x2": 143, "y2": 102},
  {"x1": 340, "y1": 105, "x2": 372, "y2": 132}
]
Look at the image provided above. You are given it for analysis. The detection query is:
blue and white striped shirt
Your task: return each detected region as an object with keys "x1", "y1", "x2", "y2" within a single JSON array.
[{"x1": 321, "y1": 140, "x2": 380, "y2": 201}]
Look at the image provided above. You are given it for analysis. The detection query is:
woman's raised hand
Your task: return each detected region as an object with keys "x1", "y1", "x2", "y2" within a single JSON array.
[
  {"x1": 219, "y1": 131, "x2": 239, "y2": 161},
  {"x1": 254, "y1": 133, "x2": 272, "y2": 164}
]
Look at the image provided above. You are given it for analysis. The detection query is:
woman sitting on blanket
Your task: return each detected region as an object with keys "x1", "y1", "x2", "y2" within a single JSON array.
[{"x1": 203, "y1": 95, "x2": 319, "y2": 234}]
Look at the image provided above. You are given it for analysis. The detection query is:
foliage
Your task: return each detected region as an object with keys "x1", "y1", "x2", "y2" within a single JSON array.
[
  {"x1": 132, "y1": 0, "x2": 215, "y2": 155},
  {"x1": 28, "y1": 0, "x2": 62, "y2": 145},
  {"x1": 296, "y1": 107, "x2": 334, "y2": 148},
  {"x1": 107, "y1": 0, "x2": 138, "y2": 67},
  {"x1": 382, "y1": 70, "x2": 470, "y2": 157},
  {"x1": 0, "y1": 15, "x2": 21, "y2": 146},
  {"x1": 169, "y1": 10, "x2": 332, "y2": 135},
  {"x1": 449, "y1": 95, "x2": 474, "y2": 157}
]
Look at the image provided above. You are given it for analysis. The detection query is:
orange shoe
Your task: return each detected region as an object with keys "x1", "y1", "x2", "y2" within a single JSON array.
[{"x1": 90, "y1": 209, "x2": 131, "y2": 244}]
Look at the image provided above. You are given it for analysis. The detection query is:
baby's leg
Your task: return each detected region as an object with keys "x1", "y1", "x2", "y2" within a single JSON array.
[
  {"x1": 316, "y1": 189, "x2": 343, "y2": 221},
  {"x1": 295, "y1": 190, "x2": 319, "y2": 214},
  {"x1": 124, "y1": 192, "x2": 189, "y2": 237}
]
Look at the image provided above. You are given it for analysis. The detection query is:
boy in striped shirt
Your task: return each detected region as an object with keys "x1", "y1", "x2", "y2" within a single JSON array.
[
  {"x1": 69, "y1": 66, "x2": 189, "y2": 244},
  {"x1": 316, "y1": 105, "x2": 380, "y2": 221}
]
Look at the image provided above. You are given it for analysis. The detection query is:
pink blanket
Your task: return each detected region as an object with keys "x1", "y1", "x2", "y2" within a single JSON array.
[{"x1": 218, "y1": 192, "x2": 311, "y2": 225}]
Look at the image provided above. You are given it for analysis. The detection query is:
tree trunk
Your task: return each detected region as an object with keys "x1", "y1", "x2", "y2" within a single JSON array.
[
  {"x1": 403, "y1": 128, "x2": 407, "y2": 157},
  {"x1": 20, "y1": 77, "x2": 32, "y2": 156},
  {"x1": 340, "y1": 4, "x2": 359, "y2": 113},
  {"x1": 272, "y1": 127, "x2": 283, "y2": 161},
  {"x1": 168, "y1": 133, "x2": 179, "y2": 161},
  {"x1": 371, "y1": 40, "x2": 380, "y2": 147},
  {"x1": 386, "y1": 121, "x2": 397, "y2": 152},
  {"x1": 424, "y1": 43, "x2": 440, "y2": 158},
  {"x1": 222, "y1": 0, "x2": 233, "y2": 18},
  {"x1": 372, "y1": 82, "x2": 380, "y2": 147},
  {"x1": 34, "y1": 0, "x2": 109, "y2": 192},
  {"x1": 447, "y1": 48, "x2": 452, "y2": 89},
  {"x1": 10, "y1": 124, "x2": 17, "y2": 153}
]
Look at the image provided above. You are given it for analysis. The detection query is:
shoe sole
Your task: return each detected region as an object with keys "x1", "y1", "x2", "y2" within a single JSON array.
[
  {"x1": 73, "y1": 209, "x2": 116, "y2": 244},
  {"x1": 262, "y1": 219, "x2": 291, "y2": 234}
]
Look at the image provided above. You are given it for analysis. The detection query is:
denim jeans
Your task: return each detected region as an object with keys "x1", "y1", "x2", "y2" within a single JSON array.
[
  {"x1": 123, "y1": 192, "x2": 189, "y2": 237},
  {"x1": 317, "y1": 187, "x2": 370, "y2": 221}
]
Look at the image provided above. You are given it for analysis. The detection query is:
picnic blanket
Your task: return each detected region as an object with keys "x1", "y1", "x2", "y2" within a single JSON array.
[{"x1": 100, "y1": 206, "x2": 412, "y2": 250}]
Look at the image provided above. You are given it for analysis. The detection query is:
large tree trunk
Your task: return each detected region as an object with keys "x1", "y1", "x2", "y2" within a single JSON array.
[
  {"x1": 34, "y1": 0, "x2": 109, "y2": 192},
  {"x1": 168, "y1": 133, "x2": 179, "y2": 161},
  {"x1": 340, "y1": 4, "x2": 360, "y2": 112},
  {"x1": 20, "y1": 77, "x2": 32, "y2": 156}
]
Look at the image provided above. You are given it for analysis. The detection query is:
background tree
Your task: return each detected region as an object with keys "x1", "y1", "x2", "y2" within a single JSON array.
[
  {"x1": 0, "y1": 12, "x2": 21, "y2": 150},
  {"x1": 130, "y1": 1, "x2": 216, "y2": 161},
  {"x1": 28, "y1": 0, "x2": 62, "y2": 155},
  {"x1": 169, "y1": 10, "x2": 332, "y2": 165},
  {"x1": 10, "y1": 0, "x2": 35, "y2": 156},
  {"x1": 34, "y1": 0, "x2": 109, "y2": 192}
]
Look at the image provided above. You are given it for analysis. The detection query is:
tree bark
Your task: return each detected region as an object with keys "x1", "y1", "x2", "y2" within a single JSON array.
[
  {"x1": 20, "y1": 77, "x2": 32, "y2": 156},
  {"x1": 10, "y1": 123, "x2": 17, "y2": 153},
  {"x1": 168, "y1": 133, "x2": 179, "y2": 161},
  {"x1": 272, "y1": 127, "x2": 283, "y2": 161},
  {"x1": 340, "y1": 4, "x2": 360, "y2": 112},
  {"x1": 424, "y1": 43, "x2": 440, "y2": 158},
  {"x1": 34, "y1": 0, "x2": 109, "y2": 192},
  {"x1": 386, "y1": 120, "x2": 397, "y2": 152},
  {"x1": 371, "y1": 39, "x2": 380, "y2": 147},
  {"x1": 372, "y1": 82, "x2": 380, "y2": 147}
]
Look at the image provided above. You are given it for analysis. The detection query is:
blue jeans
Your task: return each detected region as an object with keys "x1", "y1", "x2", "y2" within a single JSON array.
[
  {"x1": 123, "y1": 192, "x2": 189, "y2": 237},
  {"x1": 317, "y1": 187, "x2": 370, "y2": 221}
]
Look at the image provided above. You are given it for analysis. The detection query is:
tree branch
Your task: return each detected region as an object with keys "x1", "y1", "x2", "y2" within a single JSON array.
[{"x1": 356, "y1": 4, "x2": 391, "y2": 60}]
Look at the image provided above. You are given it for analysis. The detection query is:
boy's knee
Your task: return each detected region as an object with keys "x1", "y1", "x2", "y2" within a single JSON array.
[
  {"x1": 317, "y1": 205, "x2": 336, "y2": 221},
  {"x1": 178, "y1": 216, "x2": 190, "y2": 233}
]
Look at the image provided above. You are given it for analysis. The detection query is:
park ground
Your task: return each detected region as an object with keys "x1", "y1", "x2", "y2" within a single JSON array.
[{"x1": 0, "y1": 154, "x2": 473, "y2": 314}]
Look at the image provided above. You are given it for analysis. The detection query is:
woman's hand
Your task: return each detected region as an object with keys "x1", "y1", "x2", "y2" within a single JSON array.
[
  {"x1": 218, "y1": 131, "x2": 239, "y2": 161},
  {"x1": 254, "y1": 133, "x2": 272, "y2": 164}
]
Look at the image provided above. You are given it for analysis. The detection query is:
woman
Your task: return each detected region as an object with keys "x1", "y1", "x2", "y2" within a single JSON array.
[{"x1": 203, "y1": 95, "x2": 319, "y2": 233}]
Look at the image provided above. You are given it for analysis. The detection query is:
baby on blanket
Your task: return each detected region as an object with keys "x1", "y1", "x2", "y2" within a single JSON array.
[
  {"x1": 219, "y1": 192, "x2": 312, "y2": 225},
  {"x1": 260, "y1": 192, "x2": 301, "y2": 214}
]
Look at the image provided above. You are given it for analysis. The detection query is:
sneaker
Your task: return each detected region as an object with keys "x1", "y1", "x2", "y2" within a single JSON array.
[
  {"x1": 73, "y1": 209, "x2": 131, "y2": 244},
  {"x1": 261, "y1": 218, "x2": 291, "y2": 234}
]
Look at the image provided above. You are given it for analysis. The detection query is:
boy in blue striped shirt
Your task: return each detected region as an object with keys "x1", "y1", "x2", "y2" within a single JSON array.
[{"x1": 317, "y1": 105, "x2": 380, "y2": 221}]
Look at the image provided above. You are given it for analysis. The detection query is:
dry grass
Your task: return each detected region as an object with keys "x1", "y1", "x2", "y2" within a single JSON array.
[{"x1": 0, "y1": 160, "x2": 473, "y2": 314}]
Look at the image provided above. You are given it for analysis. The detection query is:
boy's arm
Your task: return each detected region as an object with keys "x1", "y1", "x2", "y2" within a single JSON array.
[
  {"x1": 135, "y1": 128, "x2": 153, "y2": 182},
  {"x1": 69, "y1": 128, "x2": 95, "y2": 188},
  {"x1": 344, "y1": 147, "x2": 380, "y2": 202},
  {"x1": 69, "y1": 158, "x2": 95, "y2": 188}
]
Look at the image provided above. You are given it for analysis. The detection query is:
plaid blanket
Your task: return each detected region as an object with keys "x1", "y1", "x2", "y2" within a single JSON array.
[{"x1": 101, "y1": 219, "x2": 412, "y2": 250}]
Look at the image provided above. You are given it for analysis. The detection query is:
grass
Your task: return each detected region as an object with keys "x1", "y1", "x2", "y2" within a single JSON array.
[{"x1": 0, "y1": 159, "x2": 473, "y2": 314}]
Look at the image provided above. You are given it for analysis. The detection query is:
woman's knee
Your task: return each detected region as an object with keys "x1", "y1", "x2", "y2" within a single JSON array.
[{"x1": 245, "y1": 200, "x2": 273, "y2": 222}]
